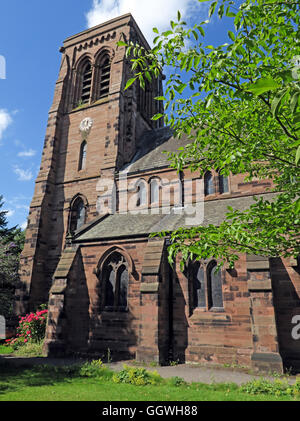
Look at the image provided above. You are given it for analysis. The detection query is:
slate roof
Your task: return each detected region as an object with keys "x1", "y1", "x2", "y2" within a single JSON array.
[
  {"x1": 120, "y1": 126, "x2": 192, "y2": 174},
  {"x1": 74, "y1": 192, "x2": 277, "y2": 242}
]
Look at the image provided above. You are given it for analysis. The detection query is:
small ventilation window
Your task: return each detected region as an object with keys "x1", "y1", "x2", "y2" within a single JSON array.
[{"x1": 78, "y1": 141, "x2": 87, "y2": 171}]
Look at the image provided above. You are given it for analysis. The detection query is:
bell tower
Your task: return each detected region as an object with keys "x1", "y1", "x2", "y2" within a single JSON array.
[{"x1": 17, "y1": 14, "x2": 164, "y2": 313}]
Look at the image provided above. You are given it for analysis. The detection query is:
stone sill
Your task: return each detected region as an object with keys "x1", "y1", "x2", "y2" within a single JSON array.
[{"x1": 190, "y1": 309, "x2": 231, "y2": 323}]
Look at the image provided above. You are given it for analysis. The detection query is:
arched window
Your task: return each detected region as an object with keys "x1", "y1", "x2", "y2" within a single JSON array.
[
  {"x1": 78, "y1": 141, "x2": 87, "y2": 171},
  {"x1": 149, "y1": 178, "x2": 160, "y2": 205},
  {"x1": 69, "y1": 197, "x2": 86, "y2": 233},
  {"x1": 94, "y1": 54, "x2": 111, "y2": 100},
  {"x1": 136, "y1": 180, "x2": 147, "y2": 207},
  {"x1": 189, "y1": 261, "x2": 206, "y2": 310},
  {"x1": 80, "y1": 61, "x2": 92, "y2": 104},
  {"x1": 218, "y1": 172, "x2": 229, "y2": 194},
  {"x1": 102, "y1": 252, "x2": 128, "y2": 310},
  {"x1": 204, "y1": 171, "x2": 215, "y2": 196},
  {"x1": 98, "y1": 55, "x2": 110, "y2": 98},
  {"x1": 137, "y1": 79, "x2": 153, "y2": 123},
  {"x1": 207, "y1": 261, "x2": 223, "y2": 310}
]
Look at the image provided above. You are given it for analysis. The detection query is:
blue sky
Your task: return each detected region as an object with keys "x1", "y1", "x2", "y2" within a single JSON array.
[{"x1": 0, "y1": 0, "x2": 234, "y2": 230}]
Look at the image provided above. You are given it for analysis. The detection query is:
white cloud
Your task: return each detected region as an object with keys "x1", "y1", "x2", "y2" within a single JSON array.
[
  {"x1": 13, "y1": 166, "x2": 33, "y2": 181},
  {"x1": 18, "y1": 149, "x2": 36, "y2": 158},
  {"x1": 86, "y1": 0, "x2": 209, "y2": 44},
  {"x1": 20, "y1": 221, "x2": 28, "y2": 230},
  {"x1": 4, "y1": 209, "x2": 15, "y2": 218},
  {"x1": 0, "y1": 109, "x2": 12, "y2": 143}
]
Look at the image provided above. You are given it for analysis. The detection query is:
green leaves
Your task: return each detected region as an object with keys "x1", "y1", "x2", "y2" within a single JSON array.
[
  {"x1": 209, "y1": 1, "x2": 217, "y2": 18},
  {"x1": 247, "y1": 77, "x2": 281, "y2": 96},
  {"x1": 296, "y1": 146, "x2": 300, "y2": 165},
  {"x1": 271, "y1": 88, "x2": 288, "y2": 117},
  {"x1": 121, "y1": 0, "x2": 300, "y2": 265},
  {"x1": 151, "y1": 113, "x2": 164, "y2": 121},
  {"x1": 228, "y1": 30, "x2": 235, "y2": 42},
  {"x1": 116, "y1": 41, "x2": 128, "y2": 47},
  {"x1": 124, "y1": 77, "x2": 137, "y2": 90}
]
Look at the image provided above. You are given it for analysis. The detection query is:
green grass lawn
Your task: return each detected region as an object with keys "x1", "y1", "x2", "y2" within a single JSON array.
[
  {"x1": 0, "y1": 345, "x2": 14, "y2": 354},
  {"x1": 0, "y1": 363, "x2": 297, "y2": 401}
]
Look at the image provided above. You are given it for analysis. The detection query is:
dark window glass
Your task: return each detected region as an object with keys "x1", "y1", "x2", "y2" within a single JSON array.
[
  {"x1": 207, "y1": 261, "x2": 223, "y2": 309},
  {"x1": 102, "y1": 252, "x2": 128, "y2": 310},
  {"x1": 104, "y1": 267, "x2": 115, "y2": 307},
  {"x1": 118, "y1": 266, "x2": 128, "y2": 308},
  {"x1": 204, "y1": 172, "x2": 215, "y2": 196},
  {"x1": 191, "y1": 262, "x2": 206, "y2": 308},
  {"x1": 219, "y1": 173, "x2": 229, "y2": 194},
  {"x1": 78, "y1": 141, "x2": 87, "y2": 171},
  {"x1": 70, "y1": 197, "x2": 86, "y2": 233},
  {"x1": 136, "y1": 181, "x2": 147, "y2": 207}
]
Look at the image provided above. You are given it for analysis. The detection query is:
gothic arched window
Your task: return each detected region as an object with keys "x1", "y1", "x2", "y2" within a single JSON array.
[
  {"x1": 102, "y1": 252, "x2": 128, "y2": 310},
  {"x1": 149, "y1": 178, "x2": 160, "y2": 205},
  {"x1": 94, "y1": 54, "x2": 111, "y2": 100},
  {"x1": 218, "y1": 172, "x2": 229, "y2": 194},
  {"x1": 80, "y1": 61, "x2": 92, "y2": 104},
  {"x1": 78, "y1": 141, "x2": 87, "y2": 171},
  {"x1": 69, "y1": 197, "x2": 86, "y2": 233},
  {"x1": 204, "y1": 171, "x2": 215, "y2": 196},
  {"x1": 207, "y1": 261, "x2": 224, "y2": 310},
  {"x1": 136, "y1": 180, "x2": 147, "y2": 207},
  {"x1": 189, "y1": 261, "x2": 206, "y2": 310},
  {"x1": 98, "y1": 55, "x2": 110, "y2": 98}
]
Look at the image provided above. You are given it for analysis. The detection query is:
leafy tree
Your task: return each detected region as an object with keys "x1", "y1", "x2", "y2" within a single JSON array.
[
  {"x1": 119, "y1": 0, "x2": 300, "y2": 267},
  {"x1": 0, "y1": 196, "x2": 25, "y2": 318}
]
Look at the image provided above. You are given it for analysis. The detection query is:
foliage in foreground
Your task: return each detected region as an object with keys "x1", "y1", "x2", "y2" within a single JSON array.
[
  {"x1": 0, "y1": 195, "x2": 26, "y2": 319},
  {"x1": 0, "y1": 361, "x2": 299, "y2": 401},
  {"x1": 113, "y1": 364, "x2": 163, "y2": 386},
  {"x1": 119, "y1": 0, "x2": 300, "y2": 267}
]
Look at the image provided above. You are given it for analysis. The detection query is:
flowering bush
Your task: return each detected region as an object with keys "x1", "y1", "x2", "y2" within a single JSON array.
[
  {"x1": 5, "y1": 308, "x2": 48, "y2": 350},
  {"x1": 17, "y1": 309, "x2": 48, "y2": 343}
]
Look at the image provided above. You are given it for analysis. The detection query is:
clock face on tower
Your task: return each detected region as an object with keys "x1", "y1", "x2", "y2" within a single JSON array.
[{"x1": 79, "y1": 117, "x2": 93, "y2": 135}]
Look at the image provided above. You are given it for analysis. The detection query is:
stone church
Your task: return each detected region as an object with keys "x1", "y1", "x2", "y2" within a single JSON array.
[{"x1": 17, "y1": 14, "x2": 300, "y2": 373}]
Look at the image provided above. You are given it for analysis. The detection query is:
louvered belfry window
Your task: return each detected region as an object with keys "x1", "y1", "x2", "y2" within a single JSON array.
[
  {"x1": 81, "y1": 62, "x2": 92, "y2": 104},
  {"x1": 98, "y1": 56, "x2": 110, "y2": 98}
]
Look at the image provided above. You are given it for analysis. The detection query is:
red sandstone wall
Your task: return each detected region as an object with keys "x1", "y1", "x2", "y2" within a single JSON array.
[
  {"x1": 173, "y1": 254, "x2": 253, "y2": 366},
  {"x1": 63, "y1": 239, "x2": 147, "y2": 358}
]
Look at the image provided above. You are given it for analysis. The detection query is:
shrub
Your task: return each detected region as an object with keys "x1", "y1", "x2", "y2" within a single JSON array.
[
  {"x1": 113, "y1": 364, "x2": 163, "y2": 386},
  {"x1": 5, "y1": 336, "x2": 26, "y2": 351},
  {"x1": 16, "y1": 308, "x2": 48, "y2": 343},
  {"x1": 79, "y1": 360, "x2": 106, "y2": 377},
  {"x1": 4, "y1": 306, "x2": 48, "y2": 351},
  {"x1": 240, "y1": 378, "x2": 293, "y2": 397},
  {"x1": 168, "y1": 376, "x2": 187, "y2": 387},
  {"x1": 13, "y1": 341, "x2": 44, "y2": 357}
]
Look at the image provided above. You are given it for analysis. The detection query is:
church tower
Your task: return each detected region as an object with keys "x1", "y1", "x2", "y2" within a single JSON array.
[{"x1": 17, "y1": 14, "x2": 163, "y2": 313}]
